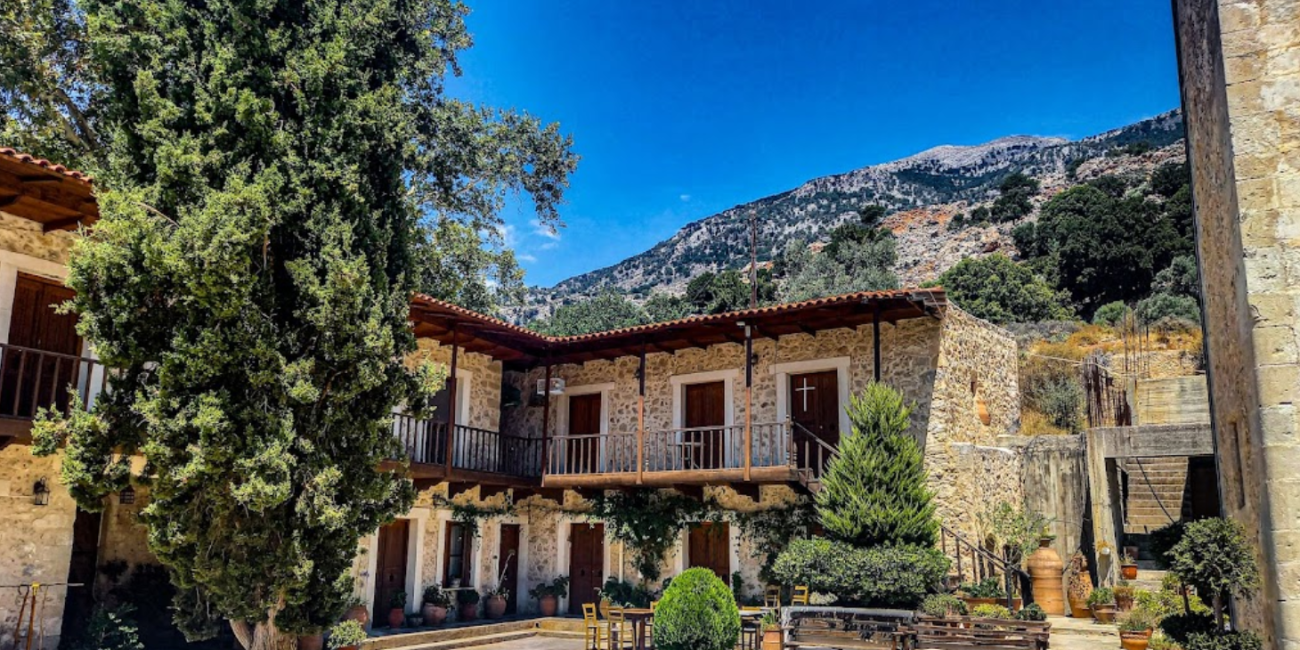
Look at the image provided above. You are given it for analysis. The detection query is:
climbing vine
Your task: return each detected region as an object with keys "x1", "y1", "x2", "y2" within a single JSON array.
[
  {"x1": 430, "y1": 496, "x2": 514, "y2": 539},
  {"x1": 588, "y1": 489, "x2": 721, "y2": 582},
  {"x1": 733, "y1": 497, "x2": 819, "y2": 583}
]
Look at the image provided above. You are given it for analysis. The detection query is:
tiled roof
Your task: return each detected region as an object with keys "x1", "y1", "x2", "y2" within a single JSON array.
[{"x1": 0, "y1": 148, "x2": 94, "y2": 183}]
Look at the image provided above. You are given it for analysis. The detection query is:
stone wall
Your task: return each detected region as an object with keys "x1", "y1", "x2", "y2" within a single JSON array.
[
  {"x1": 0, "y1": 211, "x2": 76, "y2": 265},
  {"x1": 0, "y1": 444, "x2": 76, "y2": 650},
  {"x1": 410, "y1": 339, "x2": 503, "y2": 432},
  {"x1": 1014, "y1": 435, "x2": 1090, "y2": 571},
  {"x1": 96, "y1": 486, "x2": 156, "y2": 573}
]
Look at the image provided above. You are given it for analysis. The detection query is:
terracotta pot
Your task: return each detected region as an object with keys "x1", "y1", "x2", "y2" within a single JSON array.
[
  {"x1": 486, "y1": 595, "x2": 507, "y2": 619},
  {"x1": 460, "y1": 602, "x2": 479, "y2": 621},
  {"x1": 599, "y1": 599, "x2": 612, "y2": 618},
  {"x1": 1116, "y1": 592, "x2": 1135, "y2": 612},
  {"x1": 342, "y1": 604, "x2": 370, "y2": 631},
  {"x1": 1026, "y1": 537, "x2": 1065, "y2": 616},
  {"x1": 1091, "y1": 603, "x2": 1117, "y2": 623},
  {"x1": 1120, "y1": 630, "x2": 1153, "y2": 650},
  {"x1": 387, "y1": 607, "x2": 405, "y2": 629},
  {"x1": 1121, "y1": 564, "x2": 1139, "y2": 580},
  {"x1": 1067, "y1": 596, "x2": 1091, "y2": 619},
  {"x1": 297, "y1": 633, "x2": 324, "y2": 650},
  {"x1": 421, "y1": 603, "x2": 448, "y2": 625},
  {"x1": 539, "y1": 595, "x2": 558, "y2": 617},
  {"x1": 762, "y1": 628, "x2": 784, "y2": 650}
]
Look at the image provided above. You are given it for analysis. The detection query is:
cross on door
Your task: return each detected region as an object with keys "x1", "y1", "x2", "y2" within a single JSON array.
[{"x1": 795, "y1": 377, "x2": 817, "y2": 411}]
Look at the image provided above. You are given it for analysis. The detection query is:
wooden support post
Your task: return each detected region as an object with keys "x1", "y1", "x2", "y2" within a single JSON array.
[
  {"x1": 445, "y1": 324, "x2": 459, "y2": 481},
  {"x1": 541, "y1": 363, "x2": 552, "y2": 476},
  {"x1": 873, "y1": 303, "x2": 882, "y2": 382},
  {"x1": 743, "y1": 323, "x2": 753, "y2": 481},
  {"x1": 637, "y1": 343, "x2": 646, "y2": 485}
]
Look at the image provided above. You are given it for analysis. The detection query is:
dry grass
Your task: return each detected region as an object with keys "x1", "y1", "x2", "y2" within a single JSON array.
[{"x1": 1020, "y1": 408, "x2": 1072, "y2": 436}]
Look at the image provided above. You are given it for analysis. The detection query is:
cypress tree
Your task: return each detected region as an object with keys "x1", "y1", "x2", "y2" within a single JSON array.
[{"x1": 816, "y1": 382, "x2": 939, "y2": 547}]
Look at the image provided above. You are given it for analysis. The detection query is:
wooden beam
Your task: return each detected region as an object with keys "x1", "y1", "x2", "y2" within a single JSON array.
[
  {"x1": 541, "y1": 363, "x2": 552, "y2": 476},
  {"x1": 743, "y1": 323, "x2": 753, "y2": 482},
  {"x1": 447, "y1": 482, "x2": 475, "y2": 500},
  {"x1": 42, "y1": 215, "x2": 86, "y2": 232},
  {"x1": 445, "y1": 324, "x2": 459, "y2": 480},
  {"x1": 873, "y1": 303, "x2": 882, "y2": 382},
  {"x1": 637, "y1": 343, "x2": 646, "y2": 486}
]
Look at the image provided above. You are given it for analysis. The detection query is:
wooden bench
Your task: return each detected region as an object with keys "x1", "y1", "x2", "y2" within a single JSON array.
[
  {"x1": 782, "y1": 606, "x2": 916, "y2": 650},
  {"x1": 912, "y1": 616, "x2": 1051, "y2": 650}
]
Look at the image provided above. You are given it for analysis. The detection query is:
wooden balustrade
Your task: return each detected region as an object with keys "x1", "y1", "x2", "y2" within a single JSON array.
[
  {"x1": 547, "y1": 422, "x2": 791, "y2": 476},
  {"x1": 0, "y1": 342, "x2": 107, "y2": 420},
  {"x1": 389, "y1": 420, "x2": 543, "y2": 478},
  {"x1": 791, "y1": 421, "x2": 837, "y2": 481}
]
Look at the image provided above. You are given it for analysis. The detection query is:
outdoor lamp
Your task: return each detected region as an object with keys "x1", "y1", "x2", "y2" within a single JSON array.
[{"x1": 32, "y1": 478, "x2": 50, "y2": 506}]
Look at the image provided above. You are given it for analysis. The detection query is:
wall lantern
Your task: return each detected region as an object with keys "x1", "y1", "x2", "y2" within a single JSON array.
[
  {"x1": 32, "y1": 478, "x2": 51, "y2": 506},
  {"x1": 119, "y1": 485, "x2": 136, "y2": 505}
]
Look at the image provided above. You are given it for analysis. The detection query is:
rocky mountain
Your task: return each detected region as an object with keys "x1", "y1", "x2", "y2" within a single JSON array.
[{"x1": 513, "y1": 110, "x2": 1185, "y2": 322}]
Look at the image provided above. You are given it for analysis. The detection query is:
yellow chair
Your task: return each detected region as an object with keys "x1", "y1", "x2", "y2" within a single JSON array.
[
  {"x1": 791, "y1": 585, "x2": 810, "y2": 606},
  {"x1": 764, "y1": 585, "x2": 781, "y2": 609},
  {"x1": 605, "y1": 605, "x2": 633, "y2": 650},
  {"x1": 582, "y1": 602, "x2": 608, "y2": 650}
]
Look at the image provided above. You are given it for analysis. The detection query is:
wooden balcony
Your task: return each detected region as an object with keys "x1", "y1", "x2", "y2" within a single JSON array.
[
  {"x1": 542, "y1": 421, "x2": 802, "y2": 488},
  {"x1": 0, "y1": 342, "x2": 107, "y2": 443},
  {"x1": 389, "y1": 416, "x2": 543, "y2": 487}
]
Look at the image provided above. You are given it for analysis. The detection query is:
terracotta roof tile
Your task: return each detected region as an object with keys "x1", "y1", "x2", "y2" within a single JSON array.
[{"x1": 0, "y1": 148, "x2": 94, "y2": 184}]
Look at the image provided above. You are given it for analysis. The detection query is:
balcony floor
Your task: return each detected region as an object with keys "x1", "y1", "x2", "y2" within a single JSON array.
[{"x1": 541, "y1": 464, "x2": 798, "y2": 488}]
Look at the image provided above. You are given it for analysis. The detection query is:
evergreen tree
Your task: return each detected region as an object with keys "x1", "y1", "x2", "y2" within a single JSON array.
[
  {"x1": 19, "y1": 2, "x2": 576, "y2": 649},
  {"x1": 816, "y1": 383, "x2": 939, "y2": 547},
  {"x1": 930, "y1": 254, "x2": 1072, "y2": 324},
  {"x1": 532, "y1": 290, "x2": 648, "y2": 335}
]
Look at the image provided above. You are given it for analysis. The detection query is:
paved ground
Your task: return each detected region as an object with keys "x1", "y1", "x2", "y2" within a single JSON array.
[{"x1": 441, "y1": 629, "x2": 1123, "y2": 650}]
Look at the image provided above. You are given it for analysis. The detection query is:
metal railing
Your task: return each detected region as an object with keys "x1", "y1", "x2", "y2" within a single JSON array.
[
  {"x1": 0, "y1": 342, "x2": 107, "y2": 420},
  {"x1": 939, "y1": 524, "x2": 1030, "y2": 609}
]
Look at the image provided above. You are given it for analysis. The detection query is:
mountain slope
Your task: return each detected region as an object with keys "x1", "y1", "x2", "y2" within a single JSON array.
[{"x1": 516, "y1": 110, "x2": 1185, "y2": 321}]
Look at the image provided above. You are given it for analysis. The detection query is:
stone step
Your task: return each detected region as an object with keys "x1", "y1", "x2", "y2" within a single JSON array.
[
  {"x1": 363, "y1": 629, "x2": 537, "y2": 650},
  {"x1": 535, "y1": 618, "x2": 586, "y2": 633},
  {"x1": 364, "y1": 621, "x2": 539, "y2": 650}
]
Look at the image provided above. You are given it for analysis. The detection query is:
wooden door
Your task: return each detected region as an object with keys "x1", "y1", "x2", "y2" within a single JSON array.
[
  {"x1": 373, "y1": 519, "x2": 410, "y2": 623},
  {"x1": 497, "y1": 524, "x2": 521, "y2": 615},
  {"x1": 0, "y1": 274, "x2": 80, "y2": 417},
  {"x1": 567, "y1": 393, "x2": 602, "y2": 473},
  {"x1": 790, "y1": 371, "x2": 840, "y2": 471},
  {"x1": 688, "y1": 522, "x2": 731, "y2": 580},
  {"x1": 684, "y1": 381, "x2": 726, "y2": 469},
  {"x1": 59, "y1": 508, "x2": 101, "y2": 642},
  {"x1": 568, "y1": 523, "x2": 604, "y2": 615}
]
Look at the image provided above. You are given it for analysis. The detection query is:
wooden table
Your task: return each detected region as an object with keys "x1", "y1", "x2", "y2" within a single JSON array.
[{"x1": 620, "y1": 608, "x2": 654, "y2": 650}]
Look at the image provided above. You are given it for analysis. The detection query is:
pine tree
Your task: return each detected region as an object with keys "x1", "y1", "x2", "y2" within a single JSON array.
[{"x1": 815, "y1": 382, "x2": 939, "y2": 547}]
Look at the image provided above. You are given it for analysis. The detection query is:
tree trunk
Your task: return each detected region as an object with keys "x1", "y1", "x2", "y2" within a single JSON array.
[{"x1": 231, "y1": 597, "x2": 297, "y2": 650}]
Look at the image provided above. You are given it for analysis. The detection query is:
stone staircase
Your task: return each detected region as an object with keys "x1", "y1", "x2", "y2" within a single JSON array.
[
  {"x1": 1123, "y1": 457, "x2": 1187, "y2": 535},
  {"x1": 362, "y1": 618, "x2": 585, "y2": 650}
]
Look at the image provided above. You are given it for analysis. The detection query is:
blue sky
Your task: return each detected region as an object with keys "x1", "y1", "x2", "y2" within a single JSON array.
[{"x1": 447, "y1": 0, "x2": 1182, "y2": 288}]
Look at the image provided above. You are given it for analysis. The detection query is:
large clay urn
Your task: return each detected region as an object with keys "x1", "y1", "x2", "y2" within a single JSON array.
[{"x1": 1026, "y1": 536, "x2": 1065, "y2": 616}]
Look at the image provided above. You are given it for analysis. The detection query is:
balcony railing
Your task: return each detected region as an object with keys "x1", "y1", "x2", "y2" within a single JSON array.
[
  {"x1": 391, "y1": 416, "x2": 543, "y2": 478},
  {"x1": 0, "y1": 342, "x2": 107, "y2": 420},
  {"x1": 546, "y1": 421, "x2": 792, "y2": 476}
]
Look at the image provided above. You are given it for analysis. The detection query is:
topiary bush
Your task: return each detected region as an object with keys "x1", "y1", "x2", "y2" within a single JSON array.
[
  {"x1": 1183, "y1": 631, "x2": 1263, "y2": 650},
  {"x1": 771, "y1": 538, "x2": 949, "y2": 608},
  {"x1": 1169, "y1": 518, "x2": 1259, "y2": 629},
  {"x1": 920, "y1": 593, "x2": 967, "y2": 618},
  {"x1": 970, "y1": 604, "x2": 1013, "y2": 620},
  {"x1": 653, "y1": 568, "x2": 741, "y2": 650},
  {"x1": 817, "y1": 383, "x2": 938, "y2": 548}
]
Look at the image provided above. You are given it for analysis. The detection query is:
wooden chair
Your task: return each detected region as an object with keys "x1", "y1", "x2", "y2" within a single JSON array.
[
  {"x1": 764, "y1": 585, "x2": 782, "y2": 609},
  {"x1": 791, "y1": 585, "x2": 810, "y2": 606},
  {"x1": 606, "y1": 605, "x2": 633, "y2": 650},
  {"x1": 583, "y1": 602, "x2": 608, "y2": 650}
]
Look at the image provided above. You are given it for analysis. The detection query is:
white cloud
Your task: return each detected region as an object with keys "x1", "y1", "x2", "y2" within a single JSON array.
[
  {"x1": 679, "y1": 194, "x2": 691, "y2": 202},
  {"x1": 540, "y1": 241, "x2": 559, "y2": 251},
  {"x1": 531, "y1": 219, "x2": 561, "y2": 241},
  {"x1": 517, "y1": 253, "x2": 537, "y2": 263}
]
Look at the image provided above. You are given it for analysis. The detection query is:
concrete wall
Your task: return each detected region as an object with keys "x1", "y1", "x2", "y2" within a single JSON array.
[{"x1": 1015, "y1": 436, "x2": 1090, "y2": 575}]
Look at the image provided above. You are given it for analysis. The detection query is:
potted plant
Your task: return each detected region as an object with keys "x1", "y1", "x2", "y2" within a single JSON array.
[
  {"x1": 1114, "y1": 582, "x2": 1136, "y2": 612},
  {"x1": 957, "y1": 577, "x2": 1019, "y2": 611},
  {"x1": 341, "y1": 595, "x2": 369, "y2": 630},
  {"x1": 1120, "y1": 550, "x2": 1139, "y2": 580},
  {"x1": 1066, "y1": 552, "x2": 1093, "y2": 618},
  {"x1": 760, "y1": 610, "x2": 783, "y2": 650},
  {"x1": 386, "y1": 590, "x2": 407, "y2": 629},
  {"x1": 1118, "y1": 608, "x2": 1158, "y2": 650},
  {"x1": 1087, "y1": 587, "x2": 1117, "y2": 623},
  {"x1": 421, "y1": 585, "x2": 451, "y2": 626},
  {"x1": 326, "y1": 620, "x2": 367, "y2": 650},
  {"x1": 920, "y1": 593, "x2": 968, "y2": 619},
  {"x1": 528, "y1": 576, "x2": 569, "y2": 617},
  {"x1": 484, "y1": 586, "x2": 509, "y2": 619},
  {"x1": 457, "y1": 588, "x2": 480, "y2": 621}
]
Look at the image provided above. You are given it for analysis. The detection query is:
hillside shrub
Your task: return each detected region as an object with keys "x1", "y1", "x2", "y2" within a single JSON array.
[
  {"x1": 652, "y1": 568, "x2": 740, "y2": 650},
  {"x1": 1136, "y1": 293, "x2": 1201, "y2": 326},
  {"x1": 1093, "y1": 301, "x2": 1128, "y2": 326},
  {"x1": 817, "y1": 383, "x2": 938, "y2": 547},
  {"x1": 930, "y1": 255, "x2": 1072, "y2": 324},
  {"x1": 770, "y1": 538, "x2": 948, "y2": 608}
]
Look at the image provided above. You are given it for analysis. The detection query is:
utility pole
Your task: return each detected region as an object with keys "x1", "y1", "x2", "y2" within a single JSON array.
[{"x1": 749, "y1": 210, "x2": 758, "y2": 309}]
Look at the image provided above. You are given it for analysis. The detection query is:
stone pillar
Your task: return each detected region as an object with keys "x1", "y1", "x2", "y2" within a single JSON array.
[{"x1": 1174, "y1": 0, "x2": 1300, "y2": 646}]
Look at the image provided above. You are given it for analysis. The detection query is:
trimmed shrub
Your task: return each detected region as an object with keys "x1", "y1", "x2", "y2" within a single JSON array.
[
  {"x1": 1184, "y1": 631, "x2": 1263, "y2": 650},
  {"x1": 653, "y1": 568, "x2": 740, "y2": 650},
  {"x1": 817, "y1": 383, "x2": 938, "y2": 547},
  {"x1": 1016, "y1": 604, "x2": 1047, "y2": 622},
  {"x1": 770, "y1": 538, "x2": 949, "y2": 608},
  {"x1": 971, "y1": 604, "x2": 1013, "y2": 620},
  {"x1": 1169, "y1": 518, "x2": 1259, "y2": 626},
  {"x1": 920, "y1": 593, "x2": 967, "y2": 618}
]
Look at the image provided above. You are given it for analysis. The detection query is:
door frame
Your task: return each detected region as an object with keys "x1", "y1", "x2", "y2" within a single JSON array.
[
  {"x1": 362, "y1": 508, "x2": 431, "y2": 619},
  {"x1": 490, "y1": 516, "x2": 531, "y2": 612},
  {"x1": 555, "y1": 516, "x2": 612, "y2": 614},
  {"x1": 557, "y1": 382, "x2": 614, "y2": 472},
  {"x1": 670, "y1": 369, "x2": 738, "y2": 467},
  {"x1": 674, "y1": 519, "x2": 741, "y2": 580},
  {"x1": 772, "y1": 357, "x2": 852, "y2": 439},
  {"x1": 0, "y1": 249, "x2": 71, "y2": 347}
]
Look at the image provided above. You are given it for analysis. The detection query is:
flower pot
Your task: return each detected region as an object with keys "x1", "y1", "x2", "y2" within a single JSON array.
[
  {"x1": 342, "y1": 604, "x2": 370, "y2": 631},
  {"x1": 486, "y1": 595, "x2": 507, "y2": 619},
  {"x1": 1116, "y1": 592, "x2": 1135, "y2": 612},
  {"x1": 538, "y1": 595, "x2": 558, "y2": 617},
  {"x1": 459, "y1": 602, "x2": 479, "y2": 621},
  {"x1": 421, "y1": 603, "x2": 447, "y2": 626},
  {"x1": 1091, "y1": 603, "x2": 1117, "y2": 624},
  {"x1": 297, "y1": 633, "x2": 324, "y2": 650},
  {"x1": 387, "y1": 607, "x2": 405, "y2": 629},
  {"x1": 1121, "y1": 564, "x2": 1138, "y2": 580},
  {"x1": 1026, "y1": 537, "x2": 1065, "y2": 616},
  {"x1": 599, "y1": 599, "x2": 611, "y2": 618},
  {"x1": 1067, "y1": 595, "x2": 1091, "y2": 619},
  {"x1": 762, "y1": 628, "x2": 784, "y2": 650},
  {"x1": 1120, "y1": 630, "x2": 1153, "y2": 650}
]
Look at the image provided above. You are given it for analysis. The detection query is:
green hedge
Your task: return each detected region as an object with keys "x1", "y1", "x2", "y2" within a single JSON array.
[
  {"x1": 653, "y1": 568, "x2": 740, "y2": 650},
  {"x1": 770, "y1": 538, "x2": 949, "y2": 608}
]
